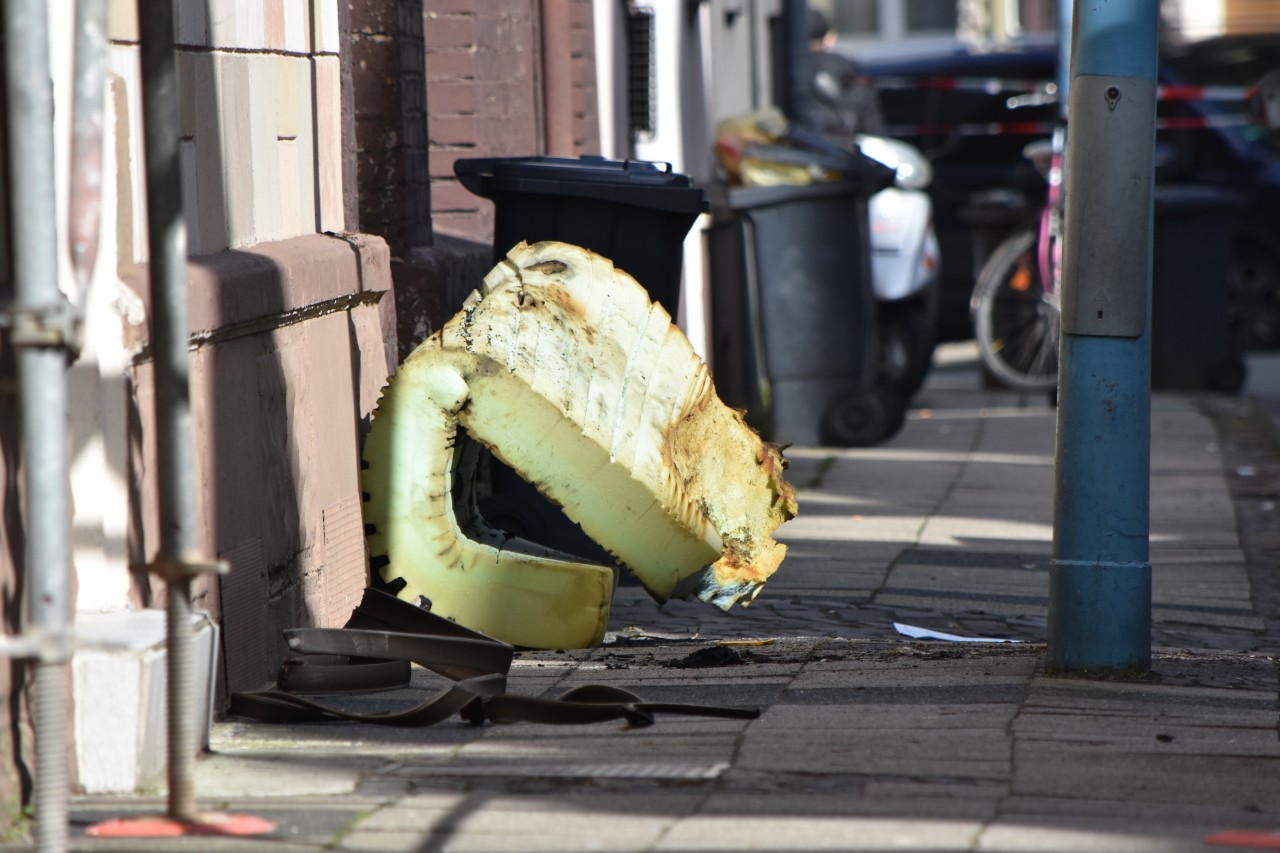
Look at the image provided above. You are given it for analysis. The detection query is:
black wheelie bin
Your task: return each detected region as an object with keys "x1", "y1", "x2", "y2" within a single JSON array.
[
  {"x1": 1150, "y1": 185, "x2": 1247, "y2": 394},
  {"x1": 453, "y1": 155, "x2": 709, "y2": 563},
  {"x1": 454, "y1": 156, "x2": 708, "y2": 318}
]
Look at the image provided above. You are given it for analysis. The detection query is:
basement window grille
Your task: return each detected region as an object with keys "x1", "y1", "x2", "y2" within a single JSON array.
[{"x1": 626, "y1": 7, "x2": 655, "y2": 139}]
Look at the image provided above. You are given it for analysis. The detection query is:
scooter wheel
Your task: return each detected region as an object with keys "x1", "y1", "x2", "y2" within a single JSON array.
[
  {"x1": 877, "y1": 304, "x2": 936, "y2": 401},
  {"x1": 820, "y1": 391, "x2": 906, "y2": 447}
]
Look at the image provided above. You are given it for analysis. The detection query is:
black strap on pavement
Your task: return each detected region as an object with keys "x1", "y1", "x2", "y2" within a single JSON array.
[{"x1": 229, "y1": 588, "x2": 760, "y2": 728}]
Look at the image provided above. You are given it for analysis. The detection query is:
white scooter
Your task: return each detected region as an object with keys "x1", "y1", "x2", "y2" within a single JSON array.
[
  {"x1": 858, "y1": 134, "x2": 942, "y2": 400},
  {"x1": 809, "y1": 66, "x2": 942, "y2": 403}
]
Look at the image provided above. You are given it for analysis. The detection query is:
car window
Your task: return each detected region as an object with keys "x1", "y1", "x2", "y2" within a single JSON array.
[
  {"x1": 1160, "y1": 36, "x2": 1280, "y2": 160},
  {"x1": 867, "y1": 47, "x2": 1056, "y2": 184},
  {"x1": 1163, "y1": 38, "x2": 1280, "y2": 87}
]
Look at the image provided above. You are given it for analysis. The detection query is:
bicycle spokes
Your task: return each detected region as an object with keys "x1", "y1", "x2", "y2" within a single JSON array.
[
  {"x1": 1010, "y1": 257, "x2": 1034, "y2": 292},
  {"x1": 973, "y1": 228, "x2": 1061, "y2": 391}
]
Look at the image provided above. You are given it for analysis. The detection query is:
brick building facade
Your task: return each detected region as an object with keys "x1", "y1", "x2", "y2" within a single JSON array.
[{"x1": 384, "y1": 0, "x2": 602, "y2": 358}]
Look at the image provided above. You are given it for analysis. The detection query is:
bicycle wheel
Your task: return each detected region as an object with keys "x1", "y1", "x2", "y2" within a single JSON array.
[{"x1": 972, "y1": 227, "x2": 1060, "y2": 391}]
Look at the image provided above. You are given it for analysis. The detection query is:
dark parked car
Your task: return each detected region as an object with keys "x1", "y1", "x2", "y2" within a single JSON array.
[{"x1": 860, "y1": 34, "x2": 1280, "y2": 348}]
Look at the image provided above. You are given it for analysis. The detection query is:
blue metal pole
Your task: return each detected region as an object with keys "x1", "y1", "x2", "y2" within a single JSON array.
[{"x1": 1048, "y1": 0, "x2": 1159, "y2": 672}]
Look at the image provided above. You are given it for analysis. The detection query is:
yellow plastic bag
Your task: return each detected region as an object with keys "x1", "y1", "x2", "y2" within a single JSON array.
[{"x1": 714, "y1": 108, "x2": 842, "y2": 187}]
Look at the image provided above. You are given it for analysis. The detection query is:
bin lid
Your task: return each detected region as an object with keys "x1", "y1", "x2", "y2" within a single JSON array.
[
  {"x1": 1152, "y1": 184, "x2": 1243, "y2": 215},
  {"x1": 454, "y1": 156, "x2": 709, "y2": 215},
  {"x1": 726, "y1": 179, "x2": 865, "y2": 211}
]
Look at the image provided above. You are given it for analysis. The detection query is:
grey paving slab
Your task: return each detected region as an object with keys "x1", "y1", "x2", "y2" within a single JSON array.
[
  {"x1": 740, "y1": 724, "x2": 1012, "y2": 765},
  {"x1": 1012, "y1": 748, "x2": 1279, "y2": 809},
  {"x1": 343, "y1": 804, "x2": 676, "y2": 852},
  {"x1": 193, "y1": 752, "x2": 388, "y2": 798},
  {"x1": 1148, "y1": 473, "x2": 1234, "y2": 498},
  {"x1": 341, "y1": 790, "x2": 709, "y2": 852},
  {"x1": 778, "y1": 512, "x2": 929, "y2": 547},
  {"x1": 882, "y1": 566, "x2": 1050, "y2": 608},
  {"x1": 1148, "y1": 648, "x2": 1280, "y2": 686},
  {"x1": 736, "y1": 741, "x2": 1010, "y2": 781},
  {"x1": 209, "y1": 720, "x2": 482, "y2": 759},
  {"x1": 998, "y1": 794, "x2": 1280, "y2": 823},
  {"x1": 1013, "y1": 721, "x2": 1280, "y2": 755},
  {"x1": 927, "y1": 495, "x2": 1056, "y2": 525},
  {"x1": 789, "y1": 489, "x2": 893, "y2": 514},
  {"x1": 700, "y1": 786, "x2": 1004, "y2": 820},
  {"x1": 918, "y1": 520, "x2": 1055, "y2": 553},
  {"x1": 333, "y1": 833, "x2": 433, "y2": 853},
  {"x1": 872, "y1": 593, "x2": 1047, "y2": 624},
  {"x1": 441, "y1": 736, "x2": 742, "y2": 770},
  {"x1": 1152, "y1": 604, "x2": 1266, "y2": 631},
  {"x1": 1150, "y1": 529, "x2": 1242, "y2": 550},
  {"x1": 653, "y1": 813, "x2": 986, "y2": 852},
  {"x1": 1151, "y1": 564, "x2": 1251, "y2": 602},
  {"x1": 790, "y1": 659, "x2": 1038, "y2": 687},
  {"x1": 945, "y1": 468, "x2": 1055, "y2": 500},
  {"x1": 1017, "y1": 700, "x2": 1277, "y2": 732},
  {"x1": 412, "y1": 833, "x2": 658, "y2": 853},
  {"x1": 1021, "y1": 681, "x2": 1278, "y2": 724},
  {"x1": 976, "y1": 817, "x2": 1223, "y2": 853}
]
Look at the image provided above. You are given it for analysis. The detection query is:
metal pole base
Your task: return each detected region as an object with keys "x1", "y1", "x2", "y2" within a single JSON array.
[{"x1": 1047, "y1": 558, "x2": 1152, "y2": 672}]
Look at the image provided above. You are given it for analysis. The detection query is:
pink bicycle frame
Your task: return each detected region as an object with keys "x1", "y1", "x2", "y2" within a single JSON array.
[{"x1": 1036, "y1": 126, "x2": 1066, "y2": 300}]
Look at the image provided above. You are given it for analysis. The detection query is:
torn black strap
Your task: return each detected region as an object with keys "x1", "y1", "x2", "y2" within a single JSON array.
[
  {"x1": 277, "y1": 654, "x2": 411, "y2": 694},
  {"x1": 229, "y1": 588, "x2": 760, "y2": 728}
]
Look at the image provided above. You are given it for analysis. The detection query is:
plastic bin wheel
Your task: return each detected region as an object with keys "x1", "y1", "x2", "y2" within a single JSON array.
[{"x1": 820, "y1": 391, "x2": 906, "y2": 447}]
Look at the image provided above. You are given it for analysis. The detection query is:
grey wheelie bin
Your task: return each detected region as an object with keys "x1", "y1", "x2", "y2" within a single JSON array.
[{"x1": 708, "y1": 178, "x2": 897, "y2": 447}]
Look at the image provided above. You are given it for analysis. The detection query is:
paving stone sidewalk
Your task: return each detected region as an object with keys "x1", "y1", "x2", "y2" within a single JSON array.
[{"x1": 11, "y1": 347, "x2": 1280, "y2": 853}]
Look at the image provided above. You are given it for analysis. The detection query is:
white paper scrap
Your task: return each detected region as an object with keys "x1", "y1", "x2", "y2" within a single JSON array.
[{"x1": 893, "y1": 622, "x2": 1022, "y2": 643}]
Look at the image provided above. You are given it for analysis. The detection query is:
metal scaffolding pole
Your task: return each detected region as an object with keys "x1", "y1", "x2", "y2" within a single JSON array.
[
  {"x1": 2, "y1": 0, "x2": 74, "y2": 850},
  {"x1": 137, "y1": 0, "x2": 203, "y2": 822}
]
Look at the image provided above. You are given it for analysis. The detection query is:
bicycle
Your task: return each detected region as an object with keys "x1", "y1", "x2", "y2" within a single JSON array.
[{"x1": 970, "y1": 104, "x2": 1064, "y2": 392}]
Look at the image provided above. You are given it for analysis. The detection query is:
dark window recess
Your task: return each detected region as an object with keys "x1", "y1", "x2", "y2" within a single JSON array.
[
  {"x1": 626, "y1": 7, "x2": 655, "y2": 137},
  {"x1": 906, "y1": 0, "x2": 958, "y2": 32},
  {"x1": 832, "y1": 0, "x2": 879, "y2": 35}
]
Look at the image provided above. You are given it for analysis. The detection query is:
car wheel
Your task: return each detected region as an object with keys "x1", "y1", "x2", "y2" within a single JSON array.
[{"x1": 1227, "y1": 241, "x2": 1280, "y2": 351}]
